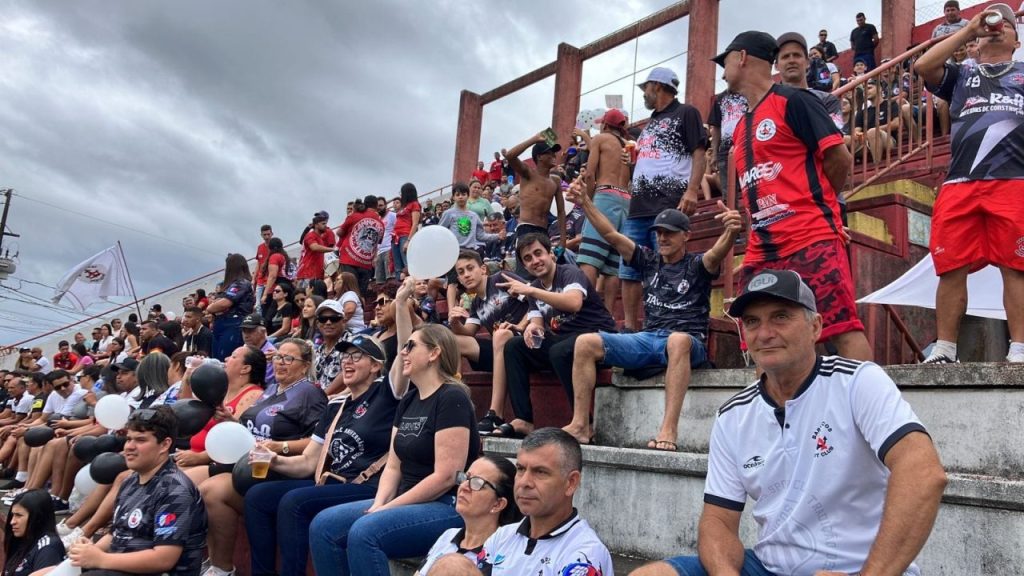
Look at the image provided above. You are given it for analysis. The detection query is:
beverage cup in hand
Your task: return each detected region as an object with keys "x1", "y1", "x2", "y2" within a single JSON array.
[{"x1": 250, "y1": 445, "x2": 274, "y2": 479}]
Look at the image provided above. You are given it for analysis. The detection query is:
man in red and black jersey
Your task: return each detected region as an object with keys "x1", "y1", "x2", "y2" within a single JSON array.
[
  {"x1": 915, "y1": 4, "x2": 1024, "y2": 363},
  {"x1": 714, "y1": 31, "x2": 872, "y2": 361}
]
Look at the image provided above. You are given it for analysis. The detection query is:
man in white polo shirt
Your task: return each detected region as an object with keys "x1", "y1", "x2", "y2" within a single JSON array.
[{"x1": 632, "y1": 270, "x2": 946, "y2": 576}]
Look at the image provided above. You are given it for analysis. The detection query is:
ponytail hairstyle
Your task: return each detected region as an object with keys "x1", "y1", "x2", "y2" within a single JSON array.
[{"x1": 412, "y1": 324, "x2": 470, "y2": 396}]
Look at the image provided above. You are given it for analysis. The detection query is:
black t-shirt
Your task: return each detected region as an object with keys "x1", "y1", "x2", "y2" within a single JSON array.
[
  {"x1": 855, "y1": 100, "x2": 901, "y2": 131},
  {"x1": 816, "y1": 40, "x2": 838, "y2": 61},
  {"x1": 527, "y1": 265, "x2": 616, "y2": 335},
  {"x1": 313, "y1": 376, "x2": 400, "y2": 481},
  {"x1": 3, "y1": 533, "x2": 64, "y2": 576},
  {"x1": 110, "y1": 459, "x2": 208, "y2": 576},
  {"x1": 267, "y1": 302, "x2": 297, "y2": 334},
  {"x1": 628, "y1": 248, "x2": 716, "y2": 340},
  {"x1": 143, "y1": 335, "x2": 179, "y2": 357},
  {"x1": 468, "y1": 273, "x2": 530, "y2": 332},
  {"x1": 182, "y1": 326, "x2": 212, "y2": 356},
  {"x1": 239, "y1": 378, "x2": 326, "y2": 442},
  {"x1": 393, "y1": 383, "x2": 479, "y2": 495},
  {"x1": 850, "y1": 23, "x2": 878, "y2": 54},
  {"x1": 222, "y1": 279, "x2": 255, "y2": 317}
]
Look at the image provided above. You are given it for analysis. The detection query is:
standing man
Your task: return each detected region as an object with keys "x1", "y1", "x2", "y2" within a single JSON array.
[
  {"x1": 337, "y1": 195, "x2": 384, "y2": 295},
  {"x1": 623, "y1": 67, "x2": 707, "y2": 331},
  {"x1": 180, "y1": 307, "x2": 213, "y2": 357},
  {"x1": 634, "y1": 271, "x2": 946, "y2": 576},
  {"x1": 715, "y1": 31, "x2": 872, "y2": 360},
  {"x1": 501, "y1": 132, "x2": 567, "y2": 252},
  {"x1": 472, "y1": 161, "x2": 489, "y2": 186},
  {"x1": 576, "y1": 109, "x2": 632, "y2": 312},
  {"x1": 296, "y1": 212, "x2": 335, "y2": 291},
  {"x1": 488, "y1": 151, "x2": 504, "y2": 187},
  {"x1": 850, "y1": 11, "x2": 880, "y2": 71},
  {"x1": 915, "y1": 4, "x2": 1024, "y2": 363},
  {"x1": 814, "y1": 29, "x2": 839, "y2": 62},
  {"x1": 563, "y1": 182, "x2": 742, "y2": 451},
  {"x1": 374, "y1": 197, "x2": 396, "y2": 287},
  {"x1": 933, "y1": 0, "x2": 968, "y2": 38},
  {"x1": 254, "y1": 224, "x2": 274, "y2": 314}
]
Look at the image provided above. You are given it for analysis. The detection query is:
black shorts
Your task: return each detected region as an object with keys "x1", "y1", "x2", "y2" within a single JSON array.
[{"x1": 467, "y1": 336, "x2": 495, "y2": 372}]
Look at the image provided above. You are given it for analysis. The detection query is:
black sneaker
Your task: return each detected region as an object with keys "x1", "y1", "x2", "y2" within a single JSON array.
[
  {"x1": 477, "y1": 410, "x2": 505, "y2": 436},
  {"x1": 0, "y1": 468, "x2": 15, "y2": 480},
  {"x1": 922, "y1": 354, "x2": 958, "y2": 364},
  {"x1": 51, "y1": 497, "x2": 70, "y2": 514}
]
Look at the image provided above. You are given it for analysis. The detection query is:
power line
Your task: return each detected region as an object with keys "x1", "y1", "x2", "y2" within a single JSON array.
[
  {"x1": 11, "y1": 192, "x2": 224, "y2": 258},
  {"x1": 10, "y1": 276, "x2": 56, "y2": 290},
  {"x1": 580, "y1": 50, "x2": 687, "y2": 97}
]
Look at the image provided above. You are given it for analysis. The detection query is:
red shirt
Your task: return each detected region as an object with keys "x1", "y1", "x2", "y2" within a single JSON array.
[
  {"x1": 53, "y1": 352, "x2": 79, "y2": 370},
  {"x1": 472, "y1": 169, "x2": 489, "y2": 184},
  {"x1": 393, "y1": 200, "x2": 421, "y2": 238},
  {"x1": 296, "y1": 228, "x2": 331, "y2": 280},
  {"x1": 337, "y1": 210, "x2": 384, "y2": 269},
  {"x1": 489, "y1": 160, "x2": 503, "y2": 182},
  {"x1": 255, "y1": 242, "x2": 270, "y2": 285},
  {"x1": 733, "y1": 84, "x2": 844, "y2": 263},
  {"x1": 267, "y1": 252, "x2": 290, "y2": 281}
]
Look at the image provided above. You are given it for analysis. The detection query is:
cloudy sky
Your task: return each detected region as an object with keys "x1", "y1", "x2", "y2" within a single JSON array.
[{"x1": 3, "y1": 0, "x2": 961, "y2": 346}]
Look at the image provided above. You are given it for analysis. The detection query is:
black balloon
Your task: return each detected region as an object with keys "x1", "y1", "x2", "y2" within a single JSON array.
[
  {"x1": 191, "y1": 363, "x2": 228, "y2": 407},
  {"x1": 231, "y1": 457, "x2": 266, "y2": 496},
  {"x1": 24, "y1": 427, "x2": 55, "y2": 448},
  {"x1": 90, "y1": 452, "x2": 128, "y2": 484},
  {"x1": 73, "y1": 436, "x2": 99, "y2": 463},
  {"x1": 94, "y1": 435, "x2": 122, "y2": 454},
  {"x1": 71, "y1": 401, "x2": 90, "y2": 420},
  {"x1": 172, "y1": 399, "x2": 215, "y2": 437}
]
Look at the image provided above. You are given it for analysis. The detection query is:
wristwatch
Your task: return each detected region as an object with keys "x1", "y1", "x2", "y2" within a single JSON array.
[{"x1": 281, "y1": 441, "x2": 290, "y2": 455}]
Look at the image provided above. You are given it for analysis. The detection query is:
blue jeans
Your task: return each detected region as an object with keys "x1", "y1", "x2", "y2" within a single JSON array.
[
  {"x1": 254, "y1": 285, "x2": 266, "y2": 314},
  {"x1": 600, "y1": 330, "x2": 708, "y2": 368},
  {"x1": 212, "y1": 314, "x2": 243, "y2": 361},
  {"x1": 244, "y1": 479, "x2": 378, "y2": 576},
  {"x1": 666, "y1": 550, "x2": 775, "y2": 575},
  {"x1": 391, "y1": 236, "x2": 410, "y2": 279},
  {"x1": 309, "y1": 495, "x2": 462, "y2": 576},
  {"x1": 619, "y1": 215, "x2": 658, "y2": 281}
]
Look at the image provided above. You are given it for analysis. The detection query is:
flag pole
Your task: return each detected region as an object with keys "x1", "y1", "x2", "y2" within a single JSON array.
[{"x1": 117, "y1": 241, "x2": 144, "y2": 321}]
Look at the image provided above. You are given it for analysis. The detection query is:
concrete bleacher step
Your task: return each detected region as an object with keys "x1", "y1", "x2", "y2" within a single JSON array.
[{"x1": 389, "y1": 552, "x2": 650, "y2": 575}]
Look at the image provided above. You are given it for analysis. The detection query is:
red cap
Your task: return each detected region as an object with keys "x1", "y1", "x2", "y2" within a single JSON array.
[{"x1": 600, "y1": 109, "x2": 627, "y2": 130}]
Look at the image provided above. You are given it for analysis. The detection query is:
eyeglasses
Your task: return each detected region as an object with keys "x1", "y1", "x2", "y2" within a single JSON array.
[
  {"x1": 317, "y1": 315, "x2": 344, "y2": 324},
  {"x1": 376, "y1": 297, "x2": 392, "y2": 306},
  {"x1": 340, "y1": 351, "x2": 365, "y2": 363},
  {"x1": 455, "y1": 471, "x2": 497, "y2": 493},
  {"x1": 271, "y1": 354, "x2": 301, "y2": 365}
]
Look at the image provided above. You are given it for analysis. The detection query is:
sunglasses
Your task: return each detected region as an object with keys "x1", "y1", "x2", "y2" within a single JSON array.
[
  {"x1": 317, "y1": 315, "x2": 344, "y2": 324},
  {"x1": 54, "y1": 382, "x2": 71, "y2": 391},
  {"x1": 401, "y1": 340, "x2": 419, "y2": 353},
  {"x1": 455, "y1": 471, "x2": 497, "y2": 493},
  {"x1": 273, "y1": 289, "x2": 283, "y2": 294}
]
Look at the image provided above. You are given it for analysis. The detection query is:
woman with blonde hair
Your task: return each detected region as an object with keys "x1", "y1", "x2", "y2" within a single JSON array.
[
  {"x1": 336, "y1": 271, "x2": 366, "y2": 333},
  {"x1": 309, "y1": 277, "x2": 478, "y2": 576}
]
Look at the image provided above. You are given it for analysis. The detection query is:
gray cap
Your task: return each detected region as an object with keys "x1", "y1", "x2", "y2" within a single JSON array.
[
  {"x1": 728, "y1": 269, "x2": 817, "y2": 317},
  {"x1": 240, "y1": 313, "x2": 264, "y2": 329},
  {"x1": 649, "y1": 209, "x2": 691, "y2": 233},
  {"x1": 638, "y1": 67, "x2": 680, "y2": 91}
]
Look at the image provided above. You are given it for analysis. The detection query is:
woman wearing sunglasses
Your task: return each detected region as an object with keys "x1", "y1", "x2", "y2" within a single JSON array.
[
  {"x1": 308, "y1": 277, "x2": 480, "y2": 576},
  {"x1": 415, "y1": 455, "x2": 521, "y2": 575},
  {"x1": 263, "y1": 281, "x2": 296, "y2": 344}
]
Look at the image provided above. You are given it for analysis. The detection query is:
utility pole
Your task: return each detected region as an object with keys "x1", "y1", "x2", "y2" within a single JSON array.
[{"x1": 0, "y1": 189, "x2": 19, "y2": 255}]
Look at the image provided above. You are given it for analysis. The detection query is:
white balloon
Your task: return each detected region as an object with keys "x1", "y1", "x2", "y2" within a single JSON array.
[
  {"x1": 406, "y1": 225, "x2": 460, "y2": 280},
  {"x1": 206, "y1": 422, "x2": 256, "y2": 464},
  {"x1": 490, "y1": 201, "x2": 504, "y2": 214},
  {"x1": 94, "y1": 395, "x2": 130, "y2": 429},
  {"x1": 49, "y1": 559, "x2": 81, "y2": 576},
  {"x1": 75, "y1": 464, "x2": 97, "y2": 496}
]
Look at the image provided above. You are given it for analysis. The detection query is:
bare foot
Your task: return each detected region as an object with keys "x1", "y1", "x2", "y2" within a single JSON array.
[{"x1": 561, "y1": 422, "x2": 594, "y2": 445}]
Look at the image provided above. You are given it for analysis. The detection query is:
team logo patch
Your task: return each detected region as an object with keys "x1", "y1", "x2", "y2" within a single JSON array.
[
  {"x1": 80, "y1": 265, "x2": 107, "y2": 283},
  {"x1": 157, "y1": 512, "x2": 177, "y2": 527},
  {"x1": 561, "y1": 563, "x2": 602, "y2": 576},
  {"x1": 812, "y1": 420, "x2": 834, "y2": 458},
  {"x1": 755, "y1": 119, "x2": 777, "y2": 141},
  {"x1": 1016, "y1": 237, "x2": 1024, "y2": 258},
  {"x1": 127, "y1": 508, "x2": 144, "y2": 528},
  {"x1": 1011, "y1": 73, "x2": 1024, "y2": 86},
  {"x1": 743, "y1": 455, "x2": 765, "y2": 469},
  {"x1": 747, "y1": 273, "x2": 778, "y2": 291}
]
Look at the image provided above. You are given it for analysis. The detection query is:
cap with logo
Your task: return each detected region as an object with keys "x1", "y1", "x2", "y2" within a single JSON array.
[
  {"x1": 713, "y1": 31, "x2": 780, "y2": 67},
  {"x1": 337, "y1": 334, "x2": 388, "y2": 364},
  {"x1": 111, "y1": 357, "x2": 140, "y2": 372},
  {"x1": 637, "y1": 67, "x2": 680, "y2": 91},
  {"x1": 240, "y1": 313, "x2": 264, "y2": 329},
  {"x1": 649, "y1": 209, "x2": 692, "y2": 233},
  {"x1": 727, "y1": 269, "x2": 817, "y2": 317}
]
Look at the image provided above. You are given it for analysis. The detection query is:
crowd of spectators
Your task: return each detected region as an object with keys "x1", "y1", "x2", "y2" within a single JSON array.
[{"x1": 1, "y1": 4, "x2": 1020, "y2": 575}]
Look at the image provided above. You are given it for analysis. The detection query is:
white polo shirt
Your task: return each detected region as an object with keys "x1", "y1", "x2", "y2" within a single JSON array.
[
  {"x1": 705, "y1": 356, "x2": 926, "y2": 576},
  {"x1": 479, "y1": 511, "x2": 613, "y2": 575}
]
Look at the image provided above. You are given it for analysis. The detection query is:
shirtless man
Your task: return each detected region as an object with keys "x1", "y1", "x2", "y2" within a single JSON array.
[
  {"x1": 575, "y1": 109, "x2": 632, "y2": 311},
  {"x1": 502, "y1": 132, "x2": 567, "y2": 260}
]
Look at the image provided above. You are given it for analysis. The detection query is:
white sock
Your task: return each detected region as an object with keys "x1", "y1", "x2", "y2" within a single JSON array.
[
  {"x1": 14, "y1": 471, "x2": 27, "y2": 482},
  {"x1": 1009, "y1": 342, "x2": 1024, "y2": 357},
  {"x1": 932, "y1": 340, "x2": 957, "y2": 360}
]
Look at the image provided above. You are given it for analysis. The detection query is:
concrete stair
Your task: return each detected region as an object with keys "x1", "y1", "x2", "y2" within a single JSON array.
[{"x1": 482, "y1": 362, "x2": 1024, "y2": 574}]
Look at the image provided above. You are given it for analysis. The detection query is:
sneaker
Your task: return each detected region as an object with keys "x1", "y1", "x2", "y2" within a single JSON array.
[
  {"x1": 60, "y1": 526, "x2": 83, "y2": 548},
  {"x1": 1, "y1": 487, "x2": 26, "y2": 504},
  {"x1": 1008, "y1": 352, "x2": 1024, "y2": 363},
  {"x1": 0, "y1": 467, "x2": 15, "y2": 479},
  {"x1": 51, "y1": 497, "x2": 70, "y2": 514},
  {"x1": 922, "y1": 354, "x2": 958, "y2": 364},
  {"x1": 202, "y1": 566, "x2": 235, "y2": 576},
  {"x1": 477, "y1": 410, "x2": 505, "y2": 436},
  {"x1": 56, "y1": 520, "x2": 74, "y2": 537},
  {"x1": 0, "y1": 479, "x2": 25, "y2": 493}
]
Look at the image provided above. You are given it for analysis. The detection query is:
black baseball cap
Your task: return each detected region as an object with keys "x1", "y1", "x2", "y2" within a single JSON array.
[
  {"x1": 713, "y1": 31, "x2": 780, "y2": 67},
  {"x1": 111, "y1": 358, "x2": 140, "y2": 372},
  {"x1": 728, "y1": 269, "x2": 817, "y2": 317},
  {"x1": 313, "y1": 210, "x2": 330, "y2": 222},
  {"x1": 338, "y1": 334, "x2": 387, "y2": 364},
  {"x1": 649, "y1": 209, "x2": 691, "y2": 233},
  {"x1": 240, "y1": 313, "x2": 264, "y2": 329},
  {"x1": 531, "y1": 141, "x2": 562, "y2": 160}
]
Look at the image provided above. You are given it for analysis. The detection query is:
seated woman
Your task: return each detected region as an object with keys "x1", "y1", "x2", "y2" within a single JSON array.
[
  {"x1": 308, "y1": 277, "x2": 480, "y2": 576},
  {"x1": 291, "y1": 295, "x2": 324, "y2": 341},
  {"x1": 263, "y1": 282, "x2": 297, "y2": 344},
  {"x1": 415, "y1": 455, "x2": 521, "y2": 575},
  {"x1": 244, "y1": 333, "x2": 405, "y2": 576},
  {"x1": 3, "y1": 489, "x2": 64, "y2": 576},
  {"x1": 199, "y1": 338, "x2": 327, "y2": 576},
  {"x1": 336, "y1": 272, "x2": 367, "y2": 333}
]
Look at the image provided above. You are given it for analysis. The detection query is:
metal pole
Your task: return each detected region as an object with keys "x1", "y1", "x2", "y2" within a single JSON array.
[
  {"x1": 117, "y1": 241, "x2": 144, "y2": 321},
  {"x1": 0, "y1": 189, "x2": 17, "y2": 255}
]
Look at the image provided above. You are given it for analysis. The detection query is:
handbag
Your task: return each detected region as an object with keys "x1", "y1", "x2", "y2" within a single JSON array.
[{"x1": 313, "y1": 393, "x2": 389, "y2": 486}]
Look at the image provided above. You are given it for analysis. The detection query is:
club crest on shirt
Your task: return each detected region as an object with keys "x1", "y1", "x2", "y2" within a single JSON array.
[
  {"x1": 127, "y1": 508, "x2": 144, "y2": 528},
  {"x1": 755, "y1": 119, "x2": 777, "y2": 141},
  {"x1": 812, "y1": 420, "x2": 834, "y2": 458}
]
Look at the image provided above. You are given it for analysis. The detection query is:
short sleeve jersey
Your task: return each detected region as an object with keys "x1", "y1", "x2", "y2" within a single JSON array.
[
  {"x1": 297, "y1": 229, "x2": 329, "y2": 280},
  {"x1": 630, "y1": 100, "x2": 708, "y2": 218},
  {"x1": 418, "y1": 528, "x2": 485, "y2": 575},
  {"x1": 393, "y1": 201, "x2": 422, "y2": 238},
  {"x1": 526, "y1": 265, "x2": 616, "y2": 335},
  {"x1": 393, "y1": 383, "x2": 479, "y2": 495},
  {"x1": 467, "y1": 272, "x2": 530, "y2": 332},
  {"x1": 3, "y1": 533, "x2": 64, "y2": 576},
  {"x1": 238, "y1": 378, "x2": 326, "y2": 442},
  {"x1": 932, "y1": 19, "x2": 968, "y2": 38},
  {"x1": 628, "y1": 248, "x2": 716, "y2": 339},
  {"x1": 704, "y1": 357, "x2": 926, "y2": 576},
  {"x1": 338, "y1": 211, "x2": 384, "y2": 269},
  {"x1": 222, "y1": 279, "x2": 255, "y2": 317},
  {"x1": 709, "y1": 91, "x2": 750, "y2": 160},
  {"x1": 931, "y1": 61, "x2": 1024, "y2": 183},
  {"x1": 478, "y1": 512, "x2": 614, "y2": 576},
  {"x1": 255, "y1": 242, "x2": 270, "y2": 285},
  {"x1": 13, "y1": 394, "x2": 34, "y2": 415},
  {"x1": 312, "y1": 375, "x2": 400, "y2": 480},
  {"x1": 733, "y1": 84, "x2": 845, "y2": 263},
  {"x1": 110, "y1": 459, "x2": 208, "y2": 576}
]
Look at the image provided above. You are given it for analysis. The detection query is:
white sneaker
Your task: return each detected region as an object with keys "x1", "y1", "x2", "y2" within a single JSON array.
[
  {"x1": 202, "y1": 566, "x2": 234, "y2": 576},
  {"x1": 1008, "y1": 352, "x2": 1024, "y2": 363},
  {"x1": 60, "y1": 526, "x2": 83, "y2": 548},
  {"x1": 56, "y1": 520, "x2": 73, "y2": 537}
]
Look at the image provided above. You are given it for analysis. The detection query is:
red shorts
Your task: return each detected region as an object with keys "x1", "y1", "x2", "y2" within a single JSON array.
[
  {"x1": 931, "y1": 180, "x2": 1024, "y2": 275},
  {"x1": 738, "y1": 239, "x2": 865, "y2": 342}
]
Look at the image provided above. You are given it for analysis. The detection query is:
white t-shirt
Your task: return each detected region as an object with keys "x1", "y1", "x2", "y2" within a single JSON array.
[
  {"x1": 10, "y1": 394, "x2": 34, "y2": 415},
  {"x1": 339, "y1": 291, "x2": 366, "y2": 332},
  {"x1": 416, "y1": 527, "x2": 484, "y2": 575},
  {"x1": 705, "y1": 356, "x2": 926, "y2": 576},
  {"x1": 378, "y1": 211, "x2": 397, "y2": 253},
  {"x1": 42, "y1": 388, "x2": 88, "y2": 418},
  {"x1": 35, "y1": 357, "x2": 52, "y2": 374},
  {"x1": 479, "y1": 512, "x2": 613, "y2": 575}
]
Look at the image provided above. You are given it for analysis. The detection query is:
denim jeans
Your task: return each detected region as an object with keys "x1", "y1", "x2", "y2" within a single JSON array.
[
  {"x1": 243, "y1": 479, "x2": 378, "y2": 576},
  {"x1": 254, "y1": 285, "x2": 266, "y2": 315},
  {"x1": 309, "y1": 494, "x2": 461, "y2": 576},
  {"x1": 600, "y1": 330, "x2": 708, "y2": 369},
  {"x1": 374, "y1": 251, "x2": 392, "y2": 283},
  {"x1": 391, "y1": 236, "x2": 410, "y2": 279},
  {"x1": 665, "y1": 550, "x2": 776, "y2": 575},
  {"x1": 211, "y1": 314, "x2": 243, "y2": 361},
  {"x1": 619, "y1": 215, "x2": 658, "y2": 281}
]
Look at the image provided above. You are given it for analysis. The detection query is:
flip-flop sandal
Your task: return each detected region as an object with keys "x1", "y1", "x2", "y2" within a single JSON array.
[
  {"x1": 646, "y1": 439, "x2": 679, "y2": 452},
  {"x1": 491, "y1": 423, "x2": 526, "y2": 439}
]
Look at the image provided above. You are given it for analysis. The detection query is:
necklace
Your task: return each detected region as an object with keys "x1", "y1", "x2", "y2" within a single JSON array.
[{"x1": 978, "y1": 61, "x2": 1015, "y2": 79}]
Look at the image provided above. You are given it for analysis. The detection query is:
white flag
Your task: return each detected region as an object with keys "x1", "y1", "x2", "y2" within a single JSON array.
[{"x1": 51, "y1": 245, "x2": 132, "y2": 312}]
